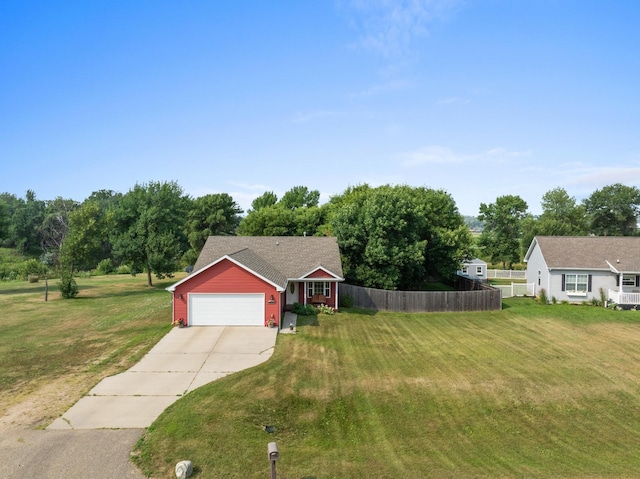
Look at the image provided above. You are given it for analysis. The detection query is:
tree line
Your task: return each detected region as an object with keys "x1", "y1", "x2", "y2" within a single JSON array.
[
  {"x1": 0, "y1": 182, "x2": 472, "y2": 291},
  {"x1": 478, "y1": 183, "x2": 640, "y2": 269},
  {"x1": 1, "y1": 181, "x2": 639, "y2": 292}
]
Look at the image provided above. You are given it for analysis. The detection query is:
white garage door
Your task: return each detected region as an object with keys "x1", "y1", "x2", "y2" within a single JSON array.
[{"x1": 189, "y1": 294, "x2": 265, "y2": 326}]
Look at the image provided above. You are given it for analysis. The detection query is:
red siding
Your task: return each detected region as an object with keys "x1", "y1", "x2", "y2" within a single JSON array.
[
  {"x1": 305, "y1": 269, "x2": 334, "y2": 279},
  {"x1": 300, "y1": 280, "x2": 338, "y2": 309},
  {"x1": 172, "y1": 259, "x2": 281, "y2": 327}
]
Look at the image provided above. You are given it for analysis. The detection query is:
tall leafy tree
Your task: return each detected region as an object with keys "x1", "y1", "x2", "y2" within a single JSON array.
[
  {"x1": 521, "y1": 187, "x2": 587, "y2": 251},
  {"x1": 183, "y1": 193, "x2": 243, "y2": 264},
  {"x1": 2, "y1": 190, "x2": 45, "y2": 254},
  {"x1": 39, "y1": 197, "x2": 79, "y2": 261},
  {"x1": 582, "y1": 183, "x2": 640, "y2": 236},
  {"x1": 413, "y1": 187, "x2": 474, "y2": 281},
  {"x1": 237, "y1": 206, "x2": 296, "y2": 236},
  {"x1": 330, "y1": 184, "x2": 472, "y2": 289},
  {"x1": 280, "y1": 186, "x2": 320, "y2": 210},
  {"x1": 60, "y1": 200, "x2": 113, "y2": 271},
  {"x1": 250, "y1": 191, "x2": 278, "y2": 212},
  {"x1": 478, "y1": 195, "x2": 528, "y2": 268},
  {"x1": 112, "y1": 181, "x2": 188, "y2": 286},
  {"x1": 238, "y1": 186, "x2": 325, "y2": 236},
  {"x1": 0, "y1": 199, "x2": 9, "y2": 244}
]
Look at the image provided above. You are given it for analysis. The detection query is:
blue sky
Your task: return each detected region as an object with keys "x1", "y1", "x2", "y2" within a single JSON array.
[{"x1": 2, "y1": 1, "x2": 640, "y2": 216}]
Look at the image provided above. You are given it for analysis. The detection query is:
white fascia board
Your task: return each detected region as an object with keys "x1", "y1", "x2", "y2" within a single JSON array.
[{"x1": 296, "y1": 266, "x2": 344, "y2": 281}]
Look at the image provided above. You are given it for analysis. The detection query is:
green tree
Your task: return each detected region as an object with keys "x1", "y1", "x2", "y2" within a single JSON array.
[
  {"x1": 60, "y1": 201, "x2": 113, "y2": 271},
  {"x1": 2, "y1": 190, "x2": 45, "y2": 254},
  {"x1": 330, "y1": 184, "x2": 472, "y2": 289},
  {"x1": 520, "y1": 187, "x2": 587, "y2": 251},
  {"x1": 183, "y1": 194, "x2": 243, "y2": 264},
  {"x1": 280, "y1": 186, "x2": 320, "y2": 210},
  {"x1": 478, "y1": 195, "x2": 528, "y2": 268},
  {"x1": 413, "y1": 187, "x2": 474, "y2": 281},
  {"x1": 0, "y1": 199, "x2": 9, "y2": 243},
  {"x1": 238, "y1": 186, "x2": 326, "y2": 236},
  {"x1": 582, "y1": 183, "x2": 640, "y2": 236},
  {"x1": 39, "y1": 197, "x2": 79, "y2": 262},
  {"x1": 112, "y1": 181, "x2": 189, "y2": 286},
  {"x1": 237, "y1": 206, "x2": 296, "y2": 236},
  {"x1": 250, "y1": 191, "x2": 278, "y2": 212}
]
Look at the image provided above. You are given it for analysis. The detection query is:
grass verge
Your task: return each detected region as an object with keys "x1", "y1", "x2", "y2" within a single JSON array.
[
  {"x1": 134, "y1": 298, "x2": 640, "y2": 478},
  {"x1": 0, "y1": 273, "x2": 183, "y2": 427}
]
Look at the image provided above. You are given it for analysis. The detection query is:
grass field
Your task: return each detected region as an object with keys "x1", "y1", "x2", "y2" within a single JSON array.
[
  {"x1": 134, "y1": 299, "x2": 640, "y2": 478},
  {"x1": 0, "y1": 274, "x2": 181, "y2": 427},
  {"x1": 3, "y1": 276, "x2": 640, "y2": 478}
]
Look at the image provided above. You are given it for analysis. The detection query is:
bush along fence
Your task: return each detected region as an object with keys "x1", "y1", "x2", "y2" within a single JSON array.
[{"x1": 339, "y1": 279, "x2": 502, "y2": 313}]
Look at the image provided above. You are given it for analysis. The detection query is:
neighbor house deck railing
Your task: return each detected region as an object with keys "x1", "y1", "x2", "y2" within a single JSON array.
[{"x1": 608, "y1": 289, "x2": 640, "y2": 305}]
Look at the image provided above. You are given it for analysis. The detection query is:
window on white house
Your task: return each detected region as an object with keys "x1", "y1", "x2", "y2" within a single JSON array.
[
  {"x1": 462, "y1": 266, "x2": 469, "y2": 274},
  {"x1": 476, "y1": 266, "x2": 483, "y2": 276},
  {"x1": 307, "y1": 282, "x2": 331, "y2": 297},
  {"x1": 622, "y1": 274, "x2": 637, "y2": 286},
  {"x1": 565, "y1": 274, "x2": 588, "y2": 292}
]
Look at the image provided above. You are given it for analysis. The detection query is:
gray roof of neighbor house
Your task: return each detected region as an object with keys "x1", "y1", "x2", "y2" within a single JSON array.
[
  {"x1": 191, "y1": 236, "x2": 344, "y2": 289},
  {"x1": 526, "y1": 236, "x2": 640, "y2": 272}
]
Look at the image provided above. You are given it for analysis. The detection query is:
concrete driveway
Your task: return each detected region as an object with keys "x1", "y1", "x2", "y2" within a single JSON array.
[{"x1": 48, "y1": 326, "x2": 278, "y2": 430}]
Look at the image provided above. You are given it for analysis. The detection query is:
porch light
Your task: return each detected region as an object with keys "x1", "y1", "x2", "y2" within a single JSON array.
[{"x1": 268, "y1": 295, "x2": 276, "y2": 304}]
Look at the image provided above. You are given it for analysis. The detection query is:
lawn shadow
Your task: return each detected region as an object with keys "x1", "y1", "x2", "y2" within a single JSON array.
[
  {"x1": 343, "y1": 307, "x2": 378, "y2": 316},
  {"x1": 297, "y1": 315, "x2": 320, "y2": 327}
]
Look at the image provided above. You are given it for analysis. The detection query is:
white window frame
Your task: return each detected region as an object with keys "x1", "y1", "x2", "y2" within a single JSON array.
[
  {"x1": 565, "y1": 273, "x2": 588, "y2": 293},
  {"x1": 462, "y1": 266, "x2": 469, "y2": 274},
  {"x1": 307, "y1": 281, "x2": 331, "y2": 298},
  {"x1": 622, "y1": 274, "x2": 637, "y2": 287},
  {"x1": 476, "y1": 266, "x2": 483, "y2": 276}
]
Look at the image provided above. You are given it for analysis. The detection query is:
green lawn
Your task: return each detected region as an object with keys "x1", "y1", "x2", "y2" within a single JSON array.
[
  {"x1": 134, "y1": 299, "x2": 640, "y2": 478},
  {"x1": 0, "y1": 274, "x2": 180, "y2": 426}
]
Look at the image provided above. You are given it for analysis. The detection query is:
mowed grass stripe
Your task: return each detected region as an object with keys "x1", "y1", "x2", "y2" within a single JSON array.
[{"x1": 135, "y1": 300, "x2": 640, "y2": 478}]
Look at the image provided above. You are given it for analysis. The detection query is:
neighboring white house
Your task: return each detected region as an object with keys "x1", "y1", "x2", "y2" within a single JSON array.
[
  {"x1": 524, "y1": 236, "x2": 640, "y2": 306},
  {"x1": 458, "y1": 258, "x2": 487, "y2": 280}
]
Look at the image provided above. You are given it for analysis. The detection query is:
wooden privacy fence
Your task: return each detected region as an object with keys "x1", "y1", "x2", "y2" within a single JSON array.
[{"x1": 339, "y1": 281, "x2": 502, "y2": 313}]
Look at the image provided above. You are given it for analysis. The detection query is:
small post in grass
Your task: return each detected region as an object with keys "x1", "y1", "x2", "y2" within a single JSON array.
[
  {"x1": 44, "y1": 275, "x2": 48, "y2": 302},
  {"x1": 267, "y1": 442, "x2": 279, "y2": 479}
]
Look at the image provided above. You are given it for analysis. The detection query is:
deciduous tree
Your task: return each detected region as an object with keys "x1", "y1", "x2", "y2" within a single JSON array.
[
  {"x1": 183, "y1": 194, "x2": 243, "y2": 264},
  {"x1": 112, "y1": 181, "x2": 188, "y2": 286},
  {"x1": 478, "y1": 195, "x2": 528, "y2": 268},
  {"x1": 330, "y1": 184, "x2": 472, "y2": 289},
  {"x1": 582, "y1": 183, "x2": 640, "y2": 236}
]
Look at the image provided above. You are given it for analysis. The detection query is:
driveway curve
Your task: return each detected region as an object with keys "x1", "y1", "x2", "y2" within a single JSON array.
[
  {"x1": 49, "y1": 326, "x2": 278, "y2": 430},
  {"x1": 1, "y1": 326, "x2": 278, "y2": 479}
]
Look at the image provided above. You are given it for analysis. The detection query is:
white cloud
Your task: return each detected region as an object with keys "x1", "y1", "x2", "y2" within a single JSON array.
[
  {"x1": 396, "y1": 145, "x2": 532, "y2": 167},
  {"x1": 344, "y1": 0, "x2": 462, "y2": 59},
  {"x1": 567, "y1": 166, "x2": 640, "y2": 188}
]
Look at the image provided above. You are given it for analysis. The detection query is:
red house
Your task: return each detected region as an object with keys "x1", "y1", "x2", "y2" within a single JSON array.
[{"x1": 166, "y1": 236, "x2": 344, "y2": 328}]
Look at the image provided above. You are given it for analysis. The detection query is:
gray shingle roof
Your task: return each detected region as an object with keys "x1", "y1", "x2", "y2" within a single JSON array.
[
  {"x1": 192, "y1": 236, "x2": 344, "y2": 289},
  {"x1": 530, "y1": 236, "x2": 640, "y2": 272}
]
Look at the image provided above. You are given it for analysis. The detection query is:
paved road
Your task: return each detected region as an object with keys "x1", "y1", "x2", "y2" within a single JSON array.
[
  {"x1": 1, "y1": 325, "x2": 280, "y2": 478},
  {"x1": 1, "y1": 429, "x2": 145, "y2": 479}
]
